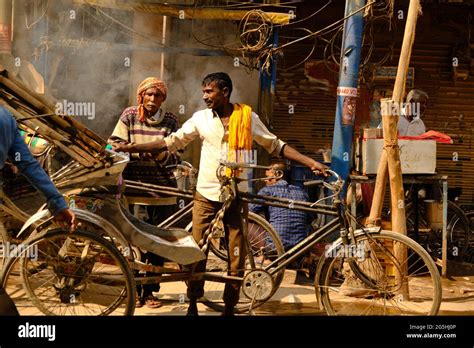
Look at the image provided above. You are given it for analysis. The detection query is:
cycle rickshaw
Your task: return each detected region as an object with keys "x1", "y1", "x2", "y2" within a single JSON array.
[{"x1": 2, "y1": 159, "x2": 442, "y2": 316}]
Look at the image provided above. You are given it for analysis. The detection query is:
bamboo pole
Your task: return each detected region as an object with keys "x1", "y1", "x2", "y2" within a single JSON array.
[
  {"x1": 381, "y1": 98, "x2": 407, "y2": 236},
  {"x1": 366, "y1": 154, "x2": 388, "y2": 226},
  {"x1": 366, "y1": 0, "x2": 421, "y2": 233},
  {"x1": 369, "y1": 0, "x2": 422, "y2": 299},
  {"x1": 0, "y1": 70, "x2": 106, "y2": 152},
  {"x1": 1, "y1": 103, "x2": 94, "y2": 167}
]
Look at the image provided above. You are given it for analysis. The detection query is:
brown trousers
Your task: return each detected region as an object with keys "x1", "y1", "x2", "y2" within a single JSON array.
[{"x1": 187, "y1": 191, "x2": 247, "y2": 306}]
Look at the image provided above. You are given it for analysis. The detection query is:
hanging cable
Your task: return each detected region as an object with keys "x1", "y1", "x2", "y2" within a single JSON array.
[
  {"x1": 239, "y1": 10, "x2": 273, "y2": 52},
  {"x1": 275, "y1": 0, "x2": 333, "y2": 28},
  {"x1": 25, "y1": 0, "x2": 50, "y2": 29},
  {"x1": 279, "y1": 28, "x2": 317, "y2": 72},
  {"x1": 89, "y1": 5, "x2": 168, "y2": 48}
]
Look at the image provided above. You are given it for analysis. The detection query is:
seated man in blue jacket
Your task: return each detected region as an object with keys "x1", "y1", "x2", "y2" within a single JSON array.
[
  {"x1": 0, "y1": 106, "x2": 77, "y2": 315},
  {"x1": 250, "y1": 162, "x2": 312, "y2": 283},
  {"x1": 250, "y1": 162, "x2": 311, "y2": 251}
]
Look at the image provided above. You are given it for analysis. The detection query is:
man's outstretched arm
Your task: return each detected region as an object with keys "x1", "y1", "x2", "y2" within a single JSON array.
[
  {"x1": 251, "y1": 113, "x2": 328, "y2": 175},
  {"x1": 113, "y1": 115, "x2": 199, "y2": 155},
  {"x1": 281, "y1": 144, "x2": 328, "y2": 175},
  {"x1": 113, "y1": 138, "x2": 167, "y2": 154}
]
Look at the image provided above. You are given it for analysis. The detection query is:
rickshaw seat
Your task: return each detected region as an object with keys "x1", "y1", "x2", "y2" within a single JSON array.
[{"x1": 118, "y1": 202, "x2": 206, "y2": 265}]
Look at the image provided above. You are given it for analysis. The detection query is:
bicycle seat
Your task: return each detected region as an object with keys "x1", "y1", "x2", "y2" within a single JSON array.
[{"x1": 117, "y1": 202, "x2": 206, "y2": 265}]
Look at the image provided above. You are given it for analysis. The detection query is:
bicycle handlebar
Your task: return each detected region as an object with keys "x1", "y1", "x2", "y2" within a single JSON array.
[
  {"x1": 307, "y1": 169, "x2": 345, "y2": 207},
  {"x1": 304, "y1": 180, "x2": 324, "y2": 187},
  {"x1": 325, "y1": 169, "x2": 341, "y2": 183},
  {"x1": 320, "y1": 169, "x2": 344, "y2": 192},
  {"x1": 219, "y1": 161, "x2": 273, "y2": 171},
  {"x1": 218, "y1": 162, "x2": 343, "y2": 190}
]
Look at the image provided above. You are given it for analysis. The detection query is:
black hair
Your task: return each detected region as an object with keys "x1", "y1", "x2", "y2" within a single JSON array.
[
  {"x1": 202, "y1": 72, "x2": 233, "y2": 98},
  {"x1": 271, "y1": 162, "x2": 289, "y2": 181}
]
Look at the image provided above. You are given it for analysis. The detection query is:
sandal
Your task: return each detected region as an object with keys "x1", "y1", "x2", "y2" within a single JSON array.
[
  {"x1": 144, "y1": 295, "x2": 162, "y2": 309},
  {"x1": 135, "y1": 297, "x2": 144, "y2": 308}
]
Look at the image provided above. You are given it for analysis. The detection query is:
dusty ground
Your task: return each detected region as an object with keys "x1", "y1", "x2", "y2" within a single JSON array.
[
  {"x1": 133, "y1": 270, "x2": 474, "y2": 316},
  {"x1": 4, "y1": 259, "x2": 473, "y2": 316}
]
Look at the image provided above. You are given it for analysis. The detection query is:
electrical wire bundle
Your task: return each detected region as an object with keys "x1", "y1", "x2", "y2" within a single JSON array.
[
  {"x1": 321, "y1": 0, "x2": 395, "y2": 77},
  {"x1": 238, "y1": 10, "x2": 274, "y2": 72}
]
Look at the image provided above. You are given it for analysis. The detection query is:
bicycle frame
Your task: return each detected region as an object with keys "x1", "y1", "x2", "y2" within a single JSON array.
[
  {"x1": 178, "y1": 166, "x2": 344, "y2": 277},
  {"x1": 237, "y1": 181, "x2": 353, "y2": 280},
  {"x1": 123, "y1": 167, "x2": 354, "y2": 272}
]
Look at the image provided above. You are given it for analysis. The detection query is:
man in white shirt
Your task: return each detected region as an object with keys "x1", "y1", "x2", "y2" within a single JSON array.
[
  {"x1": 113, "y1": 72, "x2": 327, "y2": 316},
  {"x1": 398, "y1": 89, "x2": 428, "y2": 136}
]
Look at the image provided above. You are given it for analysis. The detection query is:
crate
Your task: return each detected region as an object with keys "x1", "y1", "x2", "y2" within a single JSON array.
[
  {"x1": 356, "y1": 138, "x2": 437, "y2": 175},
  {"x1": 424, "y1": 200, "x2": 443, "y2": 230}
]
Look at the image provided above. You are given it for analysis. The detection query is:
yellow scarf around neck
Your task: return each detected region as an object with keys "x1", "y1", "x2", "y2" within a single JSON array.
[{"x1": 226, "y1": 103, "x2": 253, "y2": 176}]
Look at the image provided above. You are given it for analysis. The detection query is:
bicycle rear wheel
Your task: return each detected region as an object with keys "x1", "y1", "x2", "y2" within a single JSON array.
[
  {"x1": 2, "y1": 228, "x2": 135, "y2": 316},
  {"x1": 202, "y1": 212, "x2": 285, "y2": 313},
  {"x1": 406, "y1": 200, "x2": 470, "y2": 261},
  {"x1": 464, "y1": 211, "x2": 474, "y2": 263},
  {"x1": 317, "y1": 230, "x2": 442, "y2": 315}
]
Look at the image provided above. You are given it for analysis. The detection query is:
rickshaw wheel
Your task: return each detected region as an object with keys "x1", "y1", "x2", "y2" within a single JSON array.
[{"x1": 2, "y1": 228, "x2": 136, "y2": 316}]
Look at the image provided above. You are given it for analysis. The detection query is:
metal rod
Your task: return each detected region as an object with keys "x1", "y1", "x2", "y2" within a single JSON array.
[
  {"x1": 157, "y1": 201, "x2": 193, "y2": 228},
  {"x1": 124, "y1": 180, "x2": 194, "y2": 197},
  {"x1": 125, "y1": 184, "x2": 194, "y2": 200},
  {"x1": 242, "y1": 191, "x2": 334, "y2": 210},
  {"x1": 50, "y1": 160, "x2": 80, "y2": 180},
  {"x1": 241, "y1": 196, "x2": 338, "y2": 216},
  {"x1": 442, "y1": 179, "x2": 448, "y2": 277}
]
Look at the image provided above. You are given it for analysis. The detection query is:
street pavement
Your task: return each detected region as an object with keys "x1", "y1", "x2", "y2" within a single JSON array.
[{"x1": 134, "y1": 270, "x2": 474, "y2": 316}]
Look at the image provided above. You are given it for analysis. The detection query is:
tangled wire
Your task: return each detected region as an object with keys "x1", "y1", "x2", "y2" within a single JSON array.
[
  {"x1": 191, "y1": 1, "x2": 398, "y2": 75},
  {"x1": 239, "y1": 10, "x2": 273, "y2": 52},
  {"x1": 237, "y1": 10, "x2": 275, "y2": 73},
  {"x1": 321, "y1": 3, "x2": 395, "y2": 80}
]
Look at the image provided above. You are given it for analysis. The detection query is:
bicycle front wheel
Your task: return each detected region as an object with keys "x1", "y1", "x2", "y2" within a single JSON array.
[
  {"x1": 2, "y1": 228, "x2": 136, "y2": 316},
  {"x1": 317, "y1": 230, "x2": 442, "y2": 315}
]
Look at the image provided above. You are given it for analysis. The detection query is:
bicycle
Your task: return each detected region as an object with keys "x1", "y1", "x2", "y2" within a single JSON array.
[
  {"x1": 204, "y1": 163, "x2": 442, "y2": 315},
  {"x1": 350, "y1": 178, "x2": 471, "y2": 264},
  {"x1": 389, "y1": 183, "x2": 471, "y2": 262},
  {"x1": 1, "y1": 162, "x2": 442, "y2": 316},
  {"x1": 458, "y1": 204, "x2": 474, "y2": 263}
]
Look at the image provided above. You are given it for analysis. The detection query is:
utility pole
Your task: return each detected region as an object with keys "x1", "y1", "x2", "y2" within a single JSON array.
[{"x1": 330, "y1": 0, "x2": 366, "y2": 189}]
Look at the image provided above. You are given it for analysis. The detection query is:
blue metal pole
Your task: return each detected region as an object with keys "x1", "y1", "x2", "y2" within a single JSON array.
[
  {"x1": 259, "y1": 27, "x2": 279, "y2": 101},
  {"x1": 330, "y1": 0, "x2": 366, "y2": 191},
  {"x1": 256, "y1": 27, "x2": 279, "y2": 191}
]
